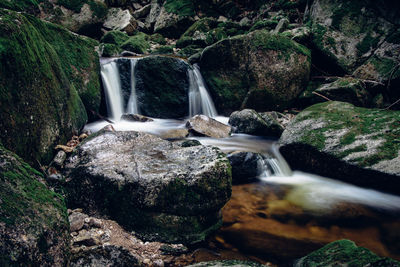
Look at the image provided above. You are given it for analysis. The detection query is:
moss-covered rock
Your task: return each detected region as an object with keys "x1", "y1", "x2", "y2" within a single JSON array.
[
  {"x1": 0, "y1": 0, "x2": 39, "y2": 14},
  {"x1": 295, "y1": 239, "x2": 400, "y2": 267},
  {"x1": 298, "y1": 77, "x2": 372, "y2": 108},
  {"x1": 0, "y1": 9, "x2": 97, "y2": 165},
  {"x1": 121, "y1": 32, "x2": 150, "y2": 54},
  {"x1": 28, "y1": 15, "x2": 101, "y2": 121},
  {"x1": 187, "y1": 260, "x2": 266, "y2": 267},
  {"x1": 64, "y1": 131, "x2": 232, "y2": 244},
  {"x1": 200, "y1": 30, "x2": 311, "y2": 115},
  {"x1": 101, "y1": 30, "x2": 129, "y2": 46},
  {"x1": 279, "y1": 101, "x2": 400, "y2": 194},
  {"x1": 307, "y1": 0, "x2": 399, "y2": 76},
  {"x1": 135, "y1": 56, "x2": 190, "y2": 118},
  {"x1": 0, "y1": 145, "x2": 69, "y2": 266},
  {"x1": 154, "y1": 3, "x2": 195, "y2": 38}
]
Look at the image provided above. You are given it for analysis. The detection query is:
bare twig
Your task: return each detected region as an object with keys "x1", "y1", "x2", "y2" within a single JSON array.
[
  {"x1": 384, "y1": 98, "x2": 400, "y2": 110},
  {"x1": 312, "y1": 91, "x2": 332, "y2": 101}
]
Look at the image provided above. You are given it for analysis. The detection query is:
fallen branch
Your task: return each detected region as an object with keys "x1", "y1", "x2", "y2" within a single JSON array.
[
  {"x1": 312, "y1": 91, "x2": 332, "y2": 101},
  {"x1": 384, "y1": 98, "x2": 400, "y2": 110}
]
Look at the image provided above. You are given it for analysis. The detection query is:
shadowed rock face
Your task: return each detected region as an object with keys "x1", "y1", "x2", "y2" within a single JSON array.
[
  {"x1": 279, "y1": 101, "x2": 400, "y2": 194},
  {"x1": 200, "y1": 30, "x2": 311, "y2": 115},
  {"x1": 0, "y1": 145, "x2": 70, "y2": 266},
  {"x1": 64, "y1": 130, "x2": 232, "y2": 244}
]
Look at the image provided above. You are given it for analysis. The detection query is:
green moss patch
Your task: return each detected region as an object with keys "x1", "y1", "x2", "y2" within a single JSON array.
[
  {"x1": 164, "y1": 0, "x2": 195, "y2": 17},
  {"x1": 295, "y1": 101, "x2": 400, "y2": 167}
]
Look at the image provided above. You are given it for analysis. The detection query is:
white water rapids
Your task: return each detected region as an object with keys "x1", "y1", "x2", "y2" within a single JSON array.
[{"x1": 90, "y1": 56, "x2": 400, "y2": 215}]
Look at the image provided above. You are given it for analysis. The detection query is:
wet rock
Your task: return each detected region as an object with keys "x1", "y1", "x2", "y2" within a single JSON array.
[
  {"x1": 133, "y1": 4, "x2": 151, "y2": 19},
  {"x1": 52, "y1": 150, "x2": 67, "y2": 168},
  {"x1": 295, "y1": 240, "x2": 400, "y2": 267},
  {"x1": 273, "y1": 18, "x2": 289, "y2": 34},
  {"x1": 229, "y1": 109, "x2": 284, "y2": 137},
  {"x1": 227, "y1": 152, "x2": 262, "y2": 184},
  {"x1": 160, "y1": 129, "x2": 189, "y2": 140},
  {"x1": 64, "y1": 131, "x2": 231, "y2": 244},
  {"x1": 187, "y1": 115, "x2": 231, "y2": 138},
  {"x1": 135, "y1": 56, "x2": 190, "y2": 118},
  {"x1": 121, "y1": 114, "x2": 154, "y2": 122},
  {"x1": 0, "y1": 145, "x2": 70, "y2": 266},
  {"x1": 200, "y1": 30, "x2": 310, "y2": 115},
  {"x1": 279, "y1": 101, "x2": 400, "y2": 194}
]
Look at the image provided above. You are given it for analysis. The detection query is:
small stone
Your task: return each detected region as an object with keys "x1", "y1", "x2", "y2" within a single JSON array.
[
  {"x1": 143, "y1": 259, "x2": 151, "y2": 264},
  {"x1": 79, "y1": 133, "x2": 88, "y2": 141},
  {"x1": 69, "y1": 212, "x2": 88, "y2": 232},
  {"x1": 186, "y1": 115, "x2": 231, "y2": 138},
  {"x1": 89, "y1": 218, "x2": 103, "y2": 228},
  {"x1": 154, "y1": 259, "x2": 164, "y2": 267},
  {"x1": 52, "y1": 150, "x2": 67, "y2": 168},
  {"x1": 121, "y1": 114, "x2": 154, "y2": 122}
]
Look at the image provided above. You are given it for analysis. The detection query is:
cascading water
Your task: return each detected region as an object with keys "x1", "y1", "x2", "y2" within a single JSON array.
[
  {"x1": 100, "y1": 58, "x2": 140, "y2": 121},
  {"x1": 188, "y1": 64, "x2": 217, "y2": 118},
  {"x1": 100, "y1": 59, "x2": 124, "y2": 122},
  {"x1": 126, "y1": 58, "x2": 139, "y2": 115}
]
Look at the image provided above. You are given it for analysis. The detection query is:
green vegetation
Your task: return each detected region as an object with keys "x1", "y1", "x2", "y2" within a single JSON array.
[
  {"x1": 298, "y1": 240, "x2": 399, "y2": 266},
  {"x1": 121, "y1": 32, "x2": 150, "y2": 54},
  {"x1": 152, "y1": 45, "x2": 174, "y2": 55},
  {"x1": 101, "y1": 30, "x2": 129, "y2": 45},
  {"x1": 164, "y1": 0, "x2": 195, "y2": 17},
  {"x1": 0, "y1": 145, "x2": 67, "y2": 226},
  {"x1": 251, "y1": 30, "x2": 311, "y2": 58},
  {"x1": 356, "y1": 32, "x2": 380, "y2": 55},
  {"x1": 57, "y1": 0, "x2": 85, "y2": 12},
  {"x1": 0, "y1": 0, "x2": 39, "y2": 13},
  {"x1": 249, "y1": 19, "x2": 278, "y2": 32},
  {"x1": 149, "y1": 33, "x2": 167, "y2": 45},
  {"x1": 297, "y1": 101, "x2": 400, "y2": 167}
]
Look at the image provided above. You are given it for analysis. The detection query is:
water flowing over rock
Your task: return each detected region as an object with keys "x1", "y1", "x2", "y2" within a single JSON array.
[
  {"x1": 0, "y1": 145, "x2": 70, "y2": 266},
  {"x1": 279, "y1": 101, "x2": 400, "y2": 194},
  {"x1": 187, "y1": 115, "x2": 231, "y2": 138},
  {"x1": 200, "y1": 30, "x2": 311, "y2": 115},
  {"x1": 64, "y1": 130, "x2": 232, "y2": 244},
  {"x1": 0, "y1": 9, "x2": 99, "y2": 165},
  {"x1": 229, "y1": 109, "x2": 284, "y2": 138},
  {"x1": 227, "y1": 151, "x2": 262, "y2": 184}
]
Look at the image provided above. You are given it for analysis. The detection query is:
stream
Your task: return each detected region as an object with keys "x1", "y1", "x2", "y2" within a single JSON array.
[{"x1": 85, "y1": 57, "x2": 400, "y2": 265}]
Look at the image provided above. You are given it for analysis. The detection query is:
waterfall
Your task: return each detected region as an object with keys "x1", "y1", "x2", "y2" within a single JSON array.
[
  {"x1": 100, "y1": 59, "x2": 124, "y2": 122},
  {"x1": 126, "y1": 58, "x2": 139, "y2": 114},
  {"x1": 188, "y1": 64, "x2": 217, "y2": 118},
  {"x1": 100, "y1": 58, "x2": 141, "y2": 121}
]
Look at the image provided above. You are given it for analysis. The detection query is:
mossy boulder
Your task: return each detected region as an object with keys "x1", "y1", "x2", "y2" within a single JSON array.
[
  {"x1": 64, "y1": 131, "x2": 232, "y2": 244},
  {"x1": 121, "y1": 32, "x2": 150, "y2": 54},
  {"x1": 307, "y1": 0, "x2": 399, "y2": 77},
  {"x1": 101, "y1": 30, "x2": 129, "y2": 46},
  {"x1": 279, "y1": 101, "x2": 400, "y2": 194},
  {"x1": 298, "y1": 77, "x2": 372, "y2": 108},
  {"x1": 0, "y1": 145, "x2": 69, "y2": 266},
  {"x1": 154, "y1": 2, "x2": 195, "y2": 38},
  {"x1": 295, "y1": 239, "x2": 400, "y2": 267},
  {"x1": 135, "y1": 56, "x2": 190, "y2": 118},
  {"x1": 200, "y1": 30, "x2": 311, "y2": 115},
  {"x1": 0, "y1": 9, "x2": 98, "y2": 165}
]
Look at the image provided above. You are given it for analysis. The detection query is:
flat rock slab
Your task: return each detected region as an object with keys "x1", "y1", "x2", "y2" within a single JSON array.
[
  {"x1": 64, "y1": 130, "x2": 232, "y2": 244},
  {"x1": 279, "y1": 101, "x2": 400, "y2": 194},
  {"x1": 186, "y1": 115, "x2": 231, "y2": 138}
]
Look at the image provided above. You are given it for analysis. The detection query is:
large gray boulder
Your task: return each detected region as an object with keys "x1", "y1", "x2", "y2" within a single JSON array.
[
  {"x1": 279, "y1": 101, "x2": 400, "y2": 194},
  {"x1": 200, "y1": 30, "x2": 311, "y2": 115},
  {"x1": 64, "y1": 130, "x2": 232, "y2": 244}
]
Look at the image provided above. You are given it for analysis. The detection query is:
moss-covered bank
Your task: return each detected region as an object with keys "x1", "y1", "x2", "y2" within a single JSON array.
[
  {"x1": 0, "y1": 145, "x2": 70, "y2": 265},
  {"x1": 0, "y1": 8, "x2": 100, "y2": 165}
]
